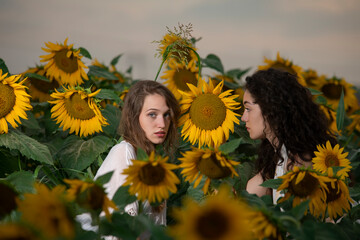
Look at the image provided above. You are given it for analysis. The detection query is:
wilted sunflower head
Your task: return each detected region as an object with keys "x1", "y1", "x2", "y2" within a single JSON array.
[
  {"x1": 302, "y1": 68, "x2": 323, "y2": 88},
  {"x1": 169, "y1": 185, "x2": 253, "y2": 240},
  {"x1": 178, "y1": 78, "x2": 241, "y2": 148},
  {"x1": 317, "y1": 76, "x2": 359, "y2": 112},
  {"x1": 249, "y1": 208, "x2": 283, "y2": 240},
  {"x1": 312, "y1": 140, "x2": 351, "y2": 179},
  {"x1": 16, "y1": 183, "x2": 75, "y2": 240},
  {"x1": 49, "y1": 86, "x2": 108, "y2": 137},
  {"x1": 161, "y1": 59, "x2": 199, "y2": 99},
  {"x1": 179, "y1": 147, "x2": 239, "y2": 194},
  {"x1": 277, "y1": 167, "x2": 332, "y2": 218},
  {"x1": 0, "y1": 70, "x2": 32, "y2": 134},
  {"x1": 258, "y1": 52, "x2": 306, "y2": 86},
  {"x1": 122, "y1": 151, "x2": 180, "y2": 203},
  {"x1": 40, "y1": 38, "x2": 89, "y2": 86}
]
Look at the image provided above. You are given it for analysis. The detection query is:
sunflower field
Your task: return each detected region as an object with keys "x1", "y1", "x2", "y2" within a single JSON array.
[{"x1": 1, "y1": 24, "x2": 360, "y2": 240}]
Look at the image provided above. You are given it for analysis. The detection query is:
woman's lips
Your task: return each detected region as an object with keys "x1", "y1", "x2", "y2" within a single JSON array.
[{"x1": 155, "y1": 131, "x2": 166, "y2": 138}]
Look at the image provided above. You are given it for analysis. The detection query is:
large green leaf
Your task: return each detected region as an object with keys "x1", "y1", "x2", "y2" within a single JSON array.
[
  {"x1": 57, "y1": 135, "x2": 113, "y2": 171},
  {"x1": 336, "y1": 89, "x2": 345, "y2": 131},
  {"x1": 5, "y1": 170, "x2": 36, "y2": 194},
  {"x1": 101, "y1": 104, "x2": 121, "y2": 137},
  {"x1": 21, "y1": 111, "x2": 41, "y2": 130},
  {"x1": 219, "y1": 138, "x2": 242, "y2": 155},
  {"x1": 88, "y1": 65, "x2": 118, "y2": 80},
  {"x1": 202, "y1": 54, "x2": 224, "y2": 74},
  {"x1": 96, "y1": 89, "x2": 121, "y2": 104},
  {"x1": 0, "y1": 58, "x2": 10, "y2": 75},
  {"x1": 0, "y1": 130, "x2": 53, "y2": 165},
  {"x1": 260, "y1": 178, "x2": 282, "y2": 189},
  {"x1": 79, "y1": 47, "x2": 92, "y2": 59}
]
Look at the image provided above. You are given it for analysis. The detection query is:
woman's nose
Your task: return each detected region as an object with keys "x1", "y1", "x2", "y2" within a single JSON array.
[
  {"x1": 157, "y1": 116, "x2": 166, "y2": 128},
  {"x1": 241, "y1": 113, "x2": 247, "y2": 122}
]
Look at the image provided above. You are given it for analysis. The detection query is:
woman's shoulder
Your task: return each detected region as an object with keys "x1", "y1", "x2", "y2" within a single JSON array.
[{"x1": 110, "y1": 140, "x2": 134, "y2": 152}]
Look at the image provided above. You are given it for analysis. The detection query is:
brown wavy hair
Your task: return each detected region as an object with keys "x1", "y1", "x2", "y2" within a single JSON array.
[
  {"x1": 119, "y1": 80, "x2": 180, "y2": 155},
  {"x1": 244, "y1": 68, "x2": 337, "y2": 180}
]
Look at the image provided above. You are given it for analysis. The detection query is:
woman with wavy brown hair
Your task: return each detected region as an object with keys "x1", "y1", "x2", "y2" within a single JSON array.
[{"x1": 241, "y1": 68, "x2": 337, "y2": 203}]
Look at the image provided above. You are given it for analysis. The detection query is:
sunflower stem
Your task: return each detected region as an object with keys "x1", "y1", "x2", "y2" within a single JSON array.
[
  {"x1": 154, "y1": 57, "x2": 166, "y2": 82},
  {"x1": 186, "y1": 46, "x2": 202, "y2": 78}
]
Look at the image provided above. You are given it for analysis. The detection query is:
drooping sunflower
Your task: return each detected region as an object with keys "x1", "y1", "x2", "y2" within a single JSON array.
[
  {"x1": 258, "y1": 52, "x2": 306, "y2": 86},
  {"x1": 249, "y1": 209, "x2": 283, "y2": 240},
  {"x1": 178, "y1": 78, "x2": 241, "y2": 148},
  {"x1": 122, "y1": 151, "x2": 180, "y2": 203},
  {"x1": 322, "y1": 169, "x2": 353, "y2": 220},
  {"x1": 23, "y1": 66, "x2": 60, "y2": 102},
  {"x1": 0, "y1": 70, "x2": 32, "y2": 134},
  {"x1": 49, "y1": 86, "x2": 108, "y2": 137},
  {"x1": 158, "y1": 32, "x2": 198, "y2": 64},
  {"x1": 161, "y1": 59, "x2": 199, "y2": 100},
  {"x1": 40, "y1": 38, "x2": 88, "y2": 86},
  {"x1": 317, "y1": 76, "x2": 359, "y2": 112},
  {"x1": 179, "y1": 147, "x2": 239, "y2": 194},
  {"x1": 0, "y1": 223, "x2": 39, "y2": 240},
  {"x1": 16, "y1": 183, "x2": 74, "y2": 240},
  {"x1": 312, "y1": 140, "x2": 351, "y2": 179},
  {"x1": 169, "y1": 185, "x2": 253, "y2": 240},
  {"x1": 347, "y1": 113, "x2": 360, "y2": 134},
  {"x1": 64, "y1": 179, "x2": 117, "y2": 220},
  {"x1": 302, "y1": 68, "x2": 323, "y2": 89},
  {"x1": 319, "y1": 105, "x2": 340, "y2": 135},
  {"x1": 277, "y1": 166, "x2": 333, "y2": 218}
]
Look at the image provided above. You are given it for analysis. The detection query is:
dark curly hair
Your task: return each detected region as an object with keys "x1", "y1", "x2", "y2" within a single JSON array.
[{"x1": 245, "y1": 68, "x2": 337, "y2": 180}]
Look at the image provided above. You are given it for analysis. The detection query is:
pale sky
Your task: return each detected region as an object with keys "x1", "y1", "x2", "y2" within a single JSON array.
[{"x1": 1, "y1": 0, "x2": 359, "y2": 86}]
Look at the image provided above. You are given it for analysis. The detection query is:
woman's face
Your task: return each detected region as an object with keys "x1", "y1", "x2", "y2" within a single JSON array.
[
  {"x1": 241, "y1": 90, "x2": 271, "y2": 140},
  {"x1": 139, "y1": 94, "x2": 171, "y2": 145}
]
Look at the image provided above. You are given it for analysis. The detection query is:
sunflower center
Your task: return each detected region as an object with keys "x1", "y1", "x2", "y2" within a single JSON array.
[
  {"x1": 171, "y1": 44, "x2": 192, "y2": 63},
  {"x1": 325, "y1": 182, "x2": 342, "y2": 203},
  {"x1": 0, "y1": 83, "x2": 16, "y2": 118},
  {"x1": 321, "y1": 83, "x2": 343, "y2": 100},
  {"x1": 138, "y1": 163, "x2": 165, "y2": 186},
  {"x1": 173, "y1": 69, "x2": 198, "y2": 91},
  {"x1": 54, "y1": 49, "x2": 79, "y2": 74},
  {"x1": 325, "y1": 154, "x2": 339, "y2": 167},
  {"x1": 195, "y1": 209, "x2": 230, "y2": 239},
  {"x1": 197, "y1": 154, "x2": 231, "y2": 179},
  {"x1": 289, "y1": 172, "x2": 318, "y2": 198},
  {"x1": 0, "y1": 183, "x2": 18, "y2": 217},
  {"x1": 64, "y1": 93, "x2": 96, "y2": 120},
  {"x1": 30, "y1": 78, "x2": 60, "y2": 93},
  {"x1": 77, "y1": 184, "x2": 104, "y2": 210},
  {"x1": 271, "y1": 63, "x2": 297, "y2": 75},
  {"x1": 190, "y1": 94, "x2": 226, "y2": 130}
]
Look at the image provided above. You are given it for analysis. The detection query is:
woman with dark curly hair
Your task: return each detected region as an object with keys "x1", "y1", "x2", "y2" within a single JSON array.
[{"x1": 242, "y1": 68, "x2": 337, "y2": 203}]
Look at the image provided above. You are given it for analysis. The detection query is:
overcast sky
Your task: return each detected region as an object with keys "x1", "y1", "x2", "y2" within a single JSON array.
[{"x1": 1, "y1": 0, "x2": 359, "y2": 86}]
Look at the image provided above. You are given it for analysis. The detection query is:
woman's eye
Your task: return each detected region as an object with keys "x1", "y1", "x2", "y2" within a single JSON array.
[
  {"x1": 148, "y1": 113, "x2": 156, "y2": 118},
  {"x1": 245, "y1": 108, "x2": 250, "y2": 112},
  {"x1": 164, "y1": 112, "x2": 170, "y2": 118}
]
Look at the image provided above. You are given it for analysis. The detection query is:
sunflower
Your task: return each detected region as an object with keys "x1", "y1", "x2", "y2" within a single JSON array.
[
  {"x1": 347, "y1": 113, "x2": 360, "y2": 134},
  {"x1": 0, "y1": 70, "x2": 32, "y2": 134},
  {"x1": 312, "y1": 140, "x2": 351, "y2": 179},
  {"x1": 49, "y1": 86, "x2": 108, "y2": 137},
  {"x1": 302, "y1": 68, "x2": 323, "y2": 88},
  {"x1": 168, "y1": 185, "x2": 252, "y2": 240},
  {"x1": 258, "y1": 52, "x2": 306, "y2": 86},
  {"x1": 64, "y1": 179, "x2": 117, "y2": 220},
  {"x1": 277, "y1": 166, "x2": 332, "y2": 218},
  {"x1": 317, "y1": 76, "x2": 359, "y2": 112},
  {"x1": 122, "y1": 151, "x2": 180, "y2": 203},
  {"x1": 23, "y1": 66, "x2": 60, "y2": 102},
  {"x1": 178, "y1": 78, "x2": 241, "y2": 148},
  {"x1": 40, "y1": 38, "x2": 88, "y2": 86},
  {"x1": 249, "y1": 209, "x2": 283, "y2": 240},
  {"x1": 16, "y1": 183, "x2": 74, "y2": 240},
  {"x1": 161, "y1": 59, "x2": 199, "y2": 100},
  {"x1": 158, "y1": 33, "x2": 197, "y2": 64},
  {"x1": 322, "y1": 169, "x2": 353, "y2": 220},
  {"x1": 319, "y1": 105, "x2": 340, "y2": 135},
  {"x1": 179, "y1": 147, "x2": 239, "y2": 194},
  {"x1": 0, "y1": 182, "x2": 18, "y2": 218},
  {"x1": 0, "y1": 223, "x2": 39, "y2": 240}
]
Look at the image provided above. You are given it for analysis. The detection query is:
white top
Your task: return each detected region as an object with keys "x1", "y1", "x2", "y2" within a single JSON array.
[
  {"x1": 272, "y1": 145, "x2": 289, "y2": 205},
  {"x1": 95, "y1": 140, "x2": 166, "y2": 225}
]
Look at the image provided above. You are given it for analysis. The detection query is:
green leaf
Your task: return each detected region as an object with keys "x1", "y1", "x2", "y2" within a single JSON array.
[
  {"x1": 315, "y1": 95, "x2": 328, "y2": 105},
  {"x1": 226, "y1": 68, "x2": 251, "y2": 79},
  {"x1": 202, "y1": 54, "x2": 224, "y2": 74},
  {"x1": 219, "y1": 138, "x2": 242, "y2": 154},
  {"x1": 260, "y1": 178, "x2": 282, "y2": 189},
  {"x1": 336, "y1": 88, "x2": 345, "y2": 131},
  {"x1": 112, "y1": 185, "x2": 137, "y2": 210},
  {"x1": 0, "y1": 58, "x2": 10, "y2": 75},
  {"x1": 79, "y1": 47, "x2": 92, "y2": 59},
  {"x1": 290, "y1": 199, "x2": 309, "y2": 220},
  {"x1": 88, "y1": 65, "x2": 118, "y2": 80},
  {"x1": 96, "y1": 89, "x2": 121, "y2": 104},
  {"x1": 5, "y1": 171, "x2": 35, "y2": 194},
  {"x1": 21, "y1": 111, "x2": 41, "y2": 130},
  {"x1": 110, "y1": 54, "x2": 123, "y2": 66},
  {"x1": 95, "y1": 171, "x2": 114, "y2": 185},
  {"x1": 308, "y1": 87, "x2": 323, "y2": 95},
  {"x1": 0, "y1": 130, "x2": 53, "y2": 165},
  {"x1": 101, "y1": 104, "x2": 121, "y2": 137},
  {"x1": 57, "y1": 135, "x2": 113, "y2": 171},
  {"x1": 136, "y1": 148, "x2": 148, "y2": 161},
  {"x1": 24, "y1": 73, "x2": 50, "y2": 82}
]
